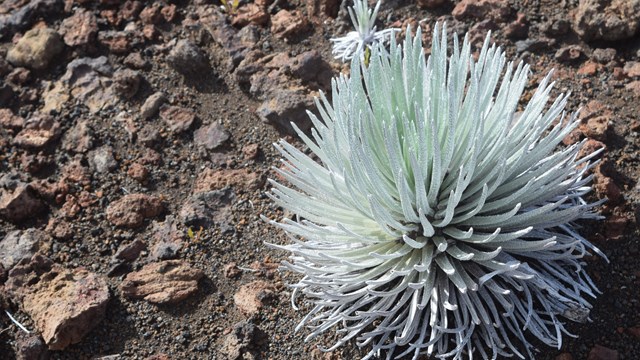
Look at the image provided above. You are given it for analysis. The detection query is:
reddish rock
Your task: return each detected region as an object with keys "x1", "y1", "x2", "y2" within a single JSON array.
[
  {"x1": 127, "y1": 162, "x2": 149, "y2": 183},
  {"x1": 505, "y1": 12, "x2": 528, "y2": 39},
  {"x1": 573, "y1": 0, "x2": 640, "y2": 42},
  {"x1": 581, "y1": 115, "x2": 609, "y2": 140},
  {"x1": 61, "y1": 120, "x2": 94, "y2": 153},
  {"x1": 579, "y1": 100, "x2": 607, "y2": 120},
  {"x1": 120, "y1": 260, "x2": 204, "y2": 304},
  {"x1": 555, "y1": 45, "x2": 584, "y2": 62},
  {"x1": 452, "y1": 0, "x2": 511, "y2": 22},
  {"x1": 31, "y1": 178, "x2": 67, "y2": 203},
  {"x1": 100, "y1": 9, "x2": 122, "y2": 27},
  {"x1": 248, "y1": 259, "x2": 279, "y2": 278},
  {"x1": 98, "y1": 31, "x2": 130, "y2": 54},
  {"x1": 578, "y1": 139, "x2": 605, "y2": 159},
  {"x1": 0, "y1": 183, "x2": 45, "y2": 223},
  {"x1": 120, "y1": 0, "x2": 143, "y2": 20},
  {"x1": 625, "y1": 80, "x2": 640, "y2": 97},
  {"x1": 587, "y1": 344, "x2": 619, "y2": 360},
  {"x1": 306, "y1": 0, "x2": 339, "y2": 18},
  {"x1": 232, "y1": 3, "x2": 269, "y2": 26},
  {"x1": 7, "y1": 27, "x2": 63, "y2": 70},
  {"x1": 159, "y1": 105, "x2": 196, "y2": 133},
  {"x1": 145, "y1": 355, "x2": 170, "y2": 360},
  {"x1": 604, "y1": 214, "x2": 629, "y2": 239},
  {"x1": 271, "y1": 10, "x2": 309, "y2": 39},
  {"x1": 161, "y1": 4, "x2": 176, "y2": 22},
  {"x1": 194, "y1": 168, "x2": 264, "y2": 193},
  {"x1": 139, "y1": 2, "x2": 163, "y2": 24},
  {"x1": 0, "y1": 108, "x2": 25, "y2": 131},
  {"x1": 59, "y1": 9, "x2": 98, "y2": 47},
  {"x1": 106, "y1": 193, "x2": 164, "y2": 228},
  {"x1": 142, "y1": 24, "x2": 159, "y2": 40},
  {"x1": 13, "y1": 114, "x2": 61, "y2": 148},
  {"x1": 242, "y1": 143, "x2": 260, "y2": 159},
  {"x1": 555, "y1": 353, "x2": 574, "y2": 360},
  {"x1": 124, "y1": 52, "x2": 149, "y2": 69},
  {"x1": 562, "y1": 128, "x2": 584, "y2": 146},
  {"x1": 6, "y1": 67, "x2": 31, "y2": 85},
  {"x1": 139, "y1": 148, "x2": 163, "y2": 165},
  {"x1": 61, "y1": 157, "x2": 92, "y2": 186},
  {"x1": 417, "y1": 0, "x2": 447, "y2": 9},
  {"x1": 234, "y1": 280, "x2": 275, "y2": 316},
  {"x1": 60, "y1": 194, "x2": 82, "y2": 219},
  {"x1": 194, "y1": 121, "x2": 230, "y2": 150},
  {"x1": 45, "y1": 217, "x2": 74, "y2": 240},
  {"x1": 223, "y1": 262, "x2": 241, "y2": 278},
  {"x1": 627, "y1": 327, "x2": 640, "y2": 340},
  {"x1": 20, "y1": 152, "x2": 52, "y2": 174},
  {"x1": 577, "y1": 61, "x2": 600, "y2": 76},
  {"x1": 623, "y1": 61, "x2": 640, "y2": 77},
  {"x1": 6, "y1": 256, "x2": 110, "y2": 351},
  {"x1": 594, "y1": 176, "x2": 622, "y2": 204}
]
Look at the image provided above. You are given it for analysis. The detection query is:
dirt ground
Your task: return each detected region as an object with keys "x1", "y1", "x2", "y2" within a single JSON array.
[{"x1": 0, "y1": 0, "x2": 639, "y2": 359}]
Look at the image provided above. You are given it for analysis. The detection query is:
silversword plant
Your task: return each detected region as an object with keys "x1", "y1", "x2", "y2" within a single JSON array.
[
  {"x1": 331, "y1": 0, "x2": 398, "y2": 62},
  {"x1": 266, "y1": 24, "x2": 606, "y2": 360}
]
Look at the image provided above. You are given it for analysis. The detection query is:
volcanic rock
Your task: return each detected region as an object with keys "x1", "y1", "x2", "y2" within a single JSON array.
[{"x1": 120, "y1": 260, "x2": 204, "y2": 304}]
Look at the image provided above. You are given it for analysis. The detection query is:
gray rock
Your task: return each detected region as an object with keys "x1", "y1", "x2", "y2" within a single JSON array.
[
  {"x1": 90, "y1": 146, "x2": 118, "y2": 173},
  {"x1": 113, "y1": 69, "x2": 141, "y2": 99},
  {"x1": 256, "y1": 89, "x2": 314, "y2": 134},
  {"x1": 0, "y1": 229, "x2": 51, "y2": 270},
  {"x1": 0, "y1": 0, "x2": 62, "y2": 40},
  {"x1": 140, "y1": 92, "x2": 166, "y2": 119},
  {"x1": 194, "y1": 121, "x2": 230, "y2": 151},
  {"x1": 515, "y1": 38, "x2": 551, "y2": 54},
  {"x1": 114, "y1": 239, "x2": 146, "y2": 262},
  {"x1": 592, "y1": 48, "x2": 617, "y2": 64},
  {"x1": 221, "y1": 321, "x2": 263, "y2": 359},
  {"x1": 179, "y1": 188, "x2": 235, "y2": 227},
  {"x1": 15, "y1": 332, "x2": 49, "y2": 360},
  {"x1": 167, "y1": 40, "x2": 209, "y2": 77},
  {"x1": 149, "y1": 217, "x2": 183, "y2": 261},
  {"x1": 60, "y1": 56, "x2": 117, "y2": 113}
]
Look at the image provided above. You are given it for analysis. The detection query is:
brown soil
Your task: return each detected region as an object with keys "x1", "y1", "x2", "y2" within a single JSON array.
[{"x1": 1, "y1": 0, "x2": 639, "y2": 359}]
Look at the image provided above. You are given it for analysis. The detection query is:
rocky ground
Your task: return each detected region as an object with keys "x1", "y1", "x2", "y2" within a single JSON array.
[{"x1": 0, "y1": 0, "x2": 639, "y2": 359}]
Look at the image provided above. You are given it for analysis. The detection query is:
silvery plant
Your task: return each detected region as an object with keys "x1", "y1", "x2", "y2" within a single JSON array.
[
  {"x1": 265, "y1": 23, "x2": 606, "y2": 360},
  {"x1": 331, "y1": 0, "x2": 398, "y2": 61}
]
